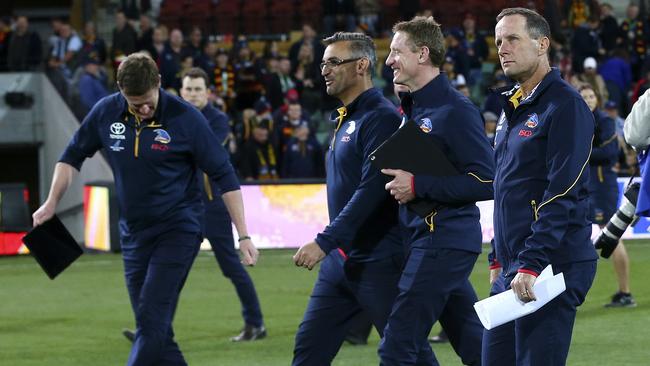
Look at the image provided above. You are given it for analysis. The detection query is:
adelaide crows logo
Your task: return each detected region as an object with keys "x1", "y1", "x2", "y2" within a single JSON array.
[
  {"x1": 419, "y1": 118, "x2": 432, "y2": 133},
  {"x1": 524, "y1": 113, "x2": 539, "y2": 128},
  {"x1": 153, "y1": 129, "x2": 171, "y2": 144}
]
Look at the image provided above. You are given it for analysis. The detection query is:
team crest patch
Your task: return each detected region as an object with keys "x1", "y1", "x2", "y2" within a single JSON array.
[
  {"x1": 153, "y1": 129, "x2": 171, "y2": 144},
  {"x1": 524, "y1": 113, "x2": 539, "y2": 128},
  {"x1": 419, "y1": 118, "x2": 432, "y2": 133},
  {"x1": 345, "y1": 121, "x2": 356, "y2": 134}
]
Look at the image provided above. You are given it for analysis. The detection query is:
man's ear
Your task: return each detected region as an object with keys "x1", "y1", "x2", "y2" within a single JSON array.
[
  {"x1": 538, "y1": 37, "x2": 550, "y2": 56},
  {"x1": 419, "y1": 46, "x2": 430, "y2": 64},
  {"x1": 357, "y1": 58, "x2": 370, "y2": 75}
]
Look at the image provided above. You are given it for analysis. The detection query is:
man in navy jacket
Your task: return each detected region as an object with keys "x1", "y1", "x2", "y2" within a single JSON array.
[
  {"x1": 32, "y1": 53, "x2": 259, "y2": 366},
  {"x1": 180, "y1": 68, "x2": 266, "y2": 341},
  {"x1": 484, "y1": 8, "x2": 598, "y2": 366},
  {"x1": 291, "y1": 32, "x2": 434, "y2": 365},
  {"x1": 379, "y1": 16, "x2": 493, "y2": 366}
]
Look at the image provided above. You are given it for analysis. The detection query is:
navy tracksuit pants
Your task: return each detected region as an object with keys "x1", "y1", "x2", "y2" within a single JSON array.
[
  {"x1": 122, "y1": 229, "x2": 201, "y2": 366},
  {"x1": 292, "y1": 251, "x2": 435, "y2": 366},
  {"x1": 482, "y1": 260, "x2": 597, "y2": 366},
  {"x1": 204, "y1": 208, "x2": 263, "y2": 327},
  {"x1": 379, "y1": 247, "x2": 483, "y2": 366}
]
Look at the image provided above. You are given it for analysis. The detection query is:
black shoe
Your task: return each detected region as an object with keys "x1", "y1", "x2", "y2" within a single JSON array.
[
  {"x1": 429, "y1": 330, "x2": 448, "y2": 343},
  {"x1": 122, "y1": 328, "x2": 135, "y2": 343},
  {"x1": 604, "y1": 292, "x2": 637, "y2": 308},
  {"x1": 230, "y1": 324, "x2": 267, "y2": 342},
  {"x1": 344, "y1": 334, "x2": 368, "y2": 345}
]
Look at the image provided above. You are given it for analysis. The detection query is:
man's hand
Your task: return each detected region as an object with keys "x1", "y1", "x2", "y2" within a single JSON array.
[
  {"x1": 381, "y1": 169, "x2": 415, "y2": 204},
  {"x1": 511, "y1": 272, "x2": 537, "y2": 303},
  {"x1": 293, "y1": 241, "x2": 326, "y2": 270},
  {"x1": 32, "y1": 201, "x2": 56, "y2": 227},
  {"x1": 239, "y1": 238, "x2": 259, "y2": 266},
  {"x1": 489, "y1": 267, "x2": 502, "y2": 285}
]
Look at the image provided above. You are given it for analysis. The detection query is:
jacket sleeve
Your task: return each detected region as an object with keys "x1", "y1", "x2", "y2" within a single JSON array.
[
  {"x1": 59, "y1": 100, "x2": 105, "y2": 170},
  {"x1": 518, "y1": 98, "x2": 595, "y2": 275},
  {"x1": 315, "y1": 110, "x2": 400, "y2": 254},
  {"x1": 624, "y1": 89, "x2": 650, "y2": 149},
  {"x1": 191, "y1": 110, "x2": 240, "y2": 193},
  {"x1": 413, "y1": 104, "x2": 495, "y2": 204},
  {"x1": 590, "y1": 113, "x2": 618, "y2": 164}
]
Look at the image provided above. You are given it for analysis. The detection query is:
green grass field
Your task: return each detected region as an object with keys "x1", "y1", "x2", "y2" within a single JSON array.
[{"x1": 1, "y1": 241, "x2": 649, "y2": 365}]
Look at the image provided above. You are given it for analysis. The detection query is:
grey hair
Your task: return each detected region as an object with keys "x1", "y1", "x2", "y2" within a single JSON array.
[
  {"x1": 496, "y1": 7, "x2": 550, "y2": 40},
  {"x1": 322, "y1": 32, "x2": 377, "y2": 75}
]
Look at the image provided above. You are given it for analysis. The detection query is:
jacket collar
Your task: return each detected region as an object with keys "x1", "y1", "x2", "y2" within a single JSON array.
[
  {"x1": 120, "y1": 88, "x2": 167, "y2": 125},
  {"x1": 400, "y1": 73, "x2": 452, "y2": 118},
  {"x1": 329, "y1": 87, "x2": 382, "y2": 121},
  {"x1": 495, "y1": 68, "x2": 562, "y2": 117}
]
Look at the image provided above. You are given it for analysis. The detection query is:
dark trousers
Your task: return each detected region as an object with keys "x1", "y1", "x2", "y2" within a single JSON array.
[
  {"x1": 379, "y1": 247, "x2": 483, "y2": 366},
  {"x1": 122, "y1": 230, "x2": 201, "y2": 366},
  {"x1": 292, "y1": 251, "x2": 435, "y2": 366},
  {"x1": 482, "y1": 260, "x2": 597, "y2": 366},
  {"x1": 205, "y1": 213, "x2": 263, "y2": 327}
]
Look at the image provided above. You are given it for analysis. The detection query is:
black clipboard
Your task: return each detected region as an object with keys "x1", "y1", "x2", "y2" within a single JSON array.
[
  {"x1": 369, "y1": 119, "x2": 459, "y2": 217},
  {"x1": 22, "y1": 215, "x2": 83, "y2": 279}
]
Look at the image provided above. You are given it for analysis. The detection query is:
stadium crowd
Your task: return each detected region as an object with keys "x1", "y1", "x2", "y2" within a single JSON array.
[{"x1": 0, "y1": 1, "x2": 647, "y2": 181}]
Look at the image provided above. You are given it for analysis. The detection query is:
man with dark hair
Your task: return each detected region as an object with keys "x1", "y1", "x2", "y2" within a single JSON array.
[
  {"x1": 379, "y1": 16, "x2": 493, "y2": 365},
  {"x1": 180, "y1": 67, "x2": 267, "y2": 341},
  {"x1": 6, "y1": 15, "x2": 42, "y2": 71},
  {"x1": 484, "y1": 8, "x2": 598, "y2": 365},
  {"x1": 32, "y1": 53, "x2": 259, "y2": 366},
  {"x1": 292, "y1": 32, "x2": 433, "y2": 365}
]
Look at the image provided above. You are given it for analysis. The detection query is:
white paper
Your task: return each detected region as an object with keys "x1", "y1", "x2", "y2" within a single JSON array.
[{"x1": 473, "y1": 265, "x2": 566, "y2": 330}]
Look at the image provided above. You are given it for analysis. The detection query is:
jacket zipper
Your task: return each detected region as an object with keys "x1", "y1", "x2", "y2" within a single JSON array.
[{"x1": 531, "y1": 199, "x2": 539, "y2": 221}]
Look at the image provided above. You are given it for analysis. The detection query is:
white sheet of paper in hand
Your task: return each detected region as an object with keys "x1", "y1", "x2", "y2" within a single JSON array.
[{"x1": 473, "y1": 265, "x2": 566, "y2": 330}]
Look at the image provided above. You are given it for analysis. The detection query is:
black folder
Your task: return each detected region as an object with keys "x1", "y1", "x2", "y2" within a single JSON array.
[
  {"x1": 22, "y1": 215, "x2": 83, "y2": 279},
  {"x1": 370, "y1": 119, "x2": 459, "y2": 217}
]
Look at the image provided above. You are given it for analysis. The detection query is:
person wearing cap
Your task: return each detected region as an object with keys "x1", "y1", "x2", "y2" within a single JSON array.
[
  {"x1": 485, "y1": 9, "x2": 598, "y2": 365},
  {"x1": 32, "y1": 53, "x2": 259, "y2": 366},
  {"x1": 77, "y1": 55, "x2": 109, "y2": 114},
  {"x1": 291, "y1": 31, "x2": 433, "y2": 365},
  {"x1": 570, "y1": 56, "x2": 608, "y2": 104},
  {"x1": 379, "y1": 16, "x2": 492, "y2": 366},
  {"x1": 483, "y1": 110, "x2": 499, "y2": 145}
]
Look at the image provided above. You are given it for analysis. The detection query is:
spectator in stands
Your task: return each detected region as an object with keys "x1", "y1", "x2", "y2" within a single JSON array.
[
  {"x1": 213, "y1": 48, "x2": 237, "y2": 112},
  {"x1": 599, "y1": 3, "x2": 621, "y2": 54},
  {"x1": 267, "y1": 56, "x2": 298, "y2": 110},
  {"x1": 77, "y1": 55, "x2": 109, "y2": 114},
  {"x1": 483, "y1": 110, "x2": 498, "y2": 145},
  {"x1": 148, "y1": 24, "x2": 167, "y2": 65},
  {"x1": 599, "y1": 48, "x2": 633, "y2": 113},
  {"x1": 197, "y1": 41, "x2": 217, "y2": 82},
  {"x1": 355, "y1": 0, "x2": 380, "y2": 36},
  {"x1": 46, "y1": 20, "x2": 82, "y2": 101},
  {"x1": 571, "y1": 57, "x2": 608, "y2": 105},
  {"x1": 234, "y1": 44, "x2": 264, "y2": 110},
  {"x1": 6, "y1": 16, "x2": 42, "y2": 71},
  {"x1": 238, "y1": 118, "x2": 279, "y2": 181},
  {"x1": 160, "y1": 28, "x2": 184, "y2": 90},
  {"x1": 276, "y1": 101, "x2": 312, "y2": 150},
  {"x1": 185, "y1": 26, "x2": 205, "y2": 63},
  {"x1": 571, "y1": 16, "x2": 602, "y2": 74},
  {"x1": 564, "y1": 0, "x2": 596, "y2": 29},
  {"x1": 281, "y1": 122, "x2": 324, "y2": 178},
  {"x1": 79, "y1": 21, "x2": 107, "y2": 65},
  {"x1": 461, "y1": 13, "x2": 489, "y2": 87},
  {"x1": 111, "y1": 10, "x2": 138, "y2": 68},
  {"x1": 620, "y1": 2, "x2": 649, "y2": 80},
  {"x1": 605, "y1": 100, "x2": 625, "y2": 139},
  {"x1": 136, "y1": 14, "x2": 154, "y2": 54},
  {"x1": 0, "y1": 17, "x2": 11, "y2": 71},
  {"x1": 483, "y1": 71, "x2": 510, "y2": 117},
  {"x1": 293, "y1": 41, "x2": 323, "y2": 114},
  {"x1": 323, "y1": 0, "x2": 357, "y2": 35},
  {"x1": 445, "y1": 29, "x2": 470, "y2": 83},
  {"x1": 289, "y1": 24, "x2": 325, "y2": 81}
]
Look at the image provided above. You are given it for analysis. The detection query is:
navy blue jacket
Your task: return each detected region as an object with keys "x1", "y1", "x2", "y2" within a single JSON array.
[
  {"x1": 589, "y1": 109, "x2": 619, "y2": 189},
  {"x1": 400, "y1": 73, "x2": 494, "y2": 252},
  {"x1": 60, "y1": 90, "x2": 240, "y2": 236},
  {"x1": 315, "y1": 88, "x2": 404, "y2": 262},
  {"x1": 492, "y1": 69, "x2": 598, "y2": 277},
  {"x1": 200, "y1": 103, "x2": 233, "y2": 221}
]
